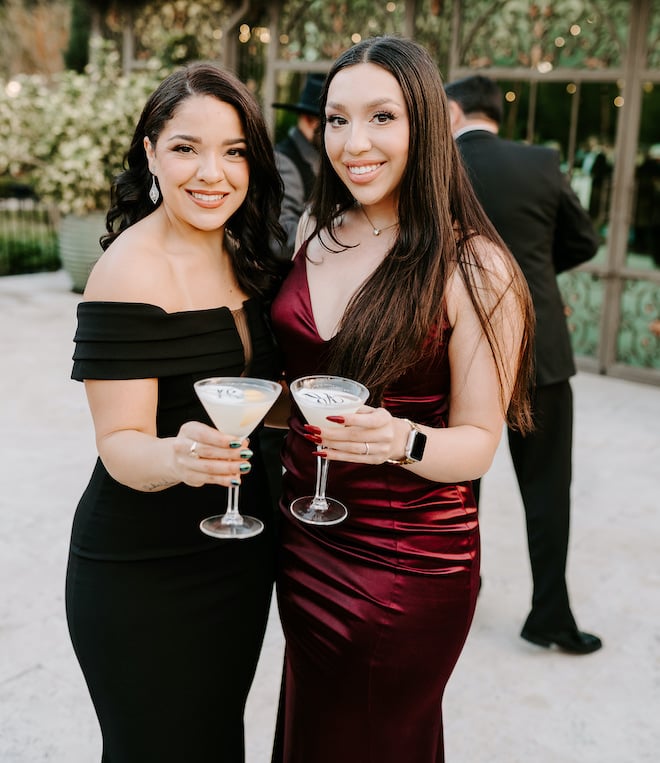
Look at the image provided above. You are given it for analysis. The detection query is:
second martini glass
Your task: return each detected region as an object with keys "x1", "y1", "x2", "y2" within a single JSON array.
[
  {"x1": 290, "y1": 375, "x2": 369, "y2": 525},
  {"x1": 194, "y1": 377, "x2": 281, "y2": 539}
]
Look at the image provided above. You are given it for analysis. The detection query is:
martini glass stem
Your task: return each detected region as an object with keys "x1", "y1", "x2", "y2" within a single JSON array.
[
  {"x1": 222, "y1": 485, "x2": 244, "y2": 526},
  {"x1": 311, "y1": 445, "x2": 330, "y2": 511}
]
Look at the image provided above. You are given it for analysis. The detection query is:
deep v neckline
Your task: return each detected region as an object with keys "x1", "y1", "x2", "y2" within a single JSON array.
[
  {"x1": 300, "y1": 240, "x2": 382, "y2": 344},
  {"x1": 303, "y1": 255, "x2": 337, "y2": 343}
]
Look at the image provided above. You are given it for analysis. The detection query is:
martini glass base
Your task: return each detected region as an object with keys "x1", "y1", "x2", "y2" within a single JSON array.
[
  {"x1": 199, "y1": 514, "x2": 264, "y2": 539},
  {"x1": 290, "y1": 496, "x2": 348, "y2": 526}
]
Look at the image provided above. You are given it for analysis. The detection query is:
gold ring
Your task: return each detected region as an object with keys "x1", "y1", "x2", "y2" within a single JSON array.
[
  {"x1": 190, "y1": 440, "x2": 199, "y2": 457},
  {"x1": 363, "y1": 442, "x2": 370, "y2": 455}
]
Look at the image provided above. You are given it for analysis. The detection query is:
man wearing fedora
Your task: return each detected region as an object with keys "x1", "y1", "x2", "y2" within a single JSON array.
[{"x1": 272, "y1": 73, "x2": 325, "y2": 258}]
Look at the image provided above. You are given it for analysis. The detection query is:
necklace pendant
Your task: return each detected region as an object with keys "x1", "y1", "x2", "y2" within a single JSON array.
[{"x1": 372, "y1": 228, "x2": 380, "y2": 236}]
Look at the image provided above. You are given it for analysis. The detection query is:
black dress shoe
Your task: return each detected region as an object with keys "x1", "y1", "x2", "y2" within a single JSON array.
[{"x1": 520, "y1": 626, "x2": 603, "y2": 654}]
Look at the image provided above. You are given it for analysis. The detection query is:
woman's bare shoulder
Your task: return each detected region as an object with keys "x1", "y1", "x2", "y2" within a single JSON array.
[
  {"x1": 83, "y1": 218, "x2": 166, "y2": 303},
  {"x1": 446, "y1": 235, "x2": 520, "y2": 321},
  {"x1": 457, "y1": 234, "x2": 521, "y2": 290}
]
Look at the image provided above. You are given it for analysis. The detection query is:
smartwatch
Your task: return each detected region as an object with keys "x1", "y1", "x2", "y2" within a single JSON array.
[{"x1": 386, "y1": 419, "x2": 427, "y2": 465}]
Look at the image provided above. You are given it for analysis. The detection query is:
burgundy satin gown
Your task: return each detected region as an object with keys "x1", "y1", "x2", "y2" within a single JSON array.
[{"x1": 271, "y1": 251, "x2": 480, "y2": 763}]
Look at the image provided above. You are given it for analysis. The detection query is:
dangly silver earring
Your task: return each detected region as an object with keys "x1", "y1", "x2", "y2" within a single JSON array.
[{"x1": 149, "y1": 174, "x2": 160, "y2": 205}]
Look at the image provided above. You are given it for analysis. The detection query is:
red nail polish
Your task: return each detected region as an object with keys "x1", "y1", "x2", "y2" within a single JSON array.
[
  {"x1": 303, "y1": 433, "x2": 323, "y2": 444},
  {"x1": 313, "y1": 450, "x2": 327, "y2": 458},
  {"x1": 304, "y1": 424, "x2": 322, "y2": 434},
  {"x1": 326, "y1": 416, "x2": 345, "y2": 424}
]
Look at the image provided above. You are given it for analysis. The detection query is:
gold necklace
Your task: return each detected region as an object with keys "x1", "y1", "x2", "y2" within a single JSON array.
[{"x1": 359, "y1": 205, "x2": 398, "y2": 236}]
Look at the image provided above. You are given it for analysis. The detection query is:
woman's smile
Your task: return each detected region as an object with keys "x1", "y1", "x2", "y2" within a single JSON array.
[{"x1": 187, "y1": 189, "x2": 229, "y2": 207}]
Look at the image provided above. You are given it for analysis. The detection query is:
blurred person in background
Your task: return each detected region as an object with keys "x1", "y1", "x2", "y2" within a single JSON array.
[
  {"x1": 272, "y1": 73, "x2": 325, "y2": 259},
  {"x1": 446, "y1": 73, "x2": 602, "y2": 655}
]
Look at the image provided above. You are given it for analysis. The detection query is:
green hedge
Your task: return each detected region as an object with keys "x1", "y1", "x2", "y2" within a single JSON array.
[{"x1": 0, "y1": 212, "x2": 60, "y2": 276}]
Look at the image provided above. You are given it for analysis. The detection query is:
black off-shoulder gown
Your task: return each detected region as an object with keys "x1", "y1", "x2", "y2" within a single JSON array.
[{"x1": 65, "y1": 299, "x2": 280, "y2": 763}]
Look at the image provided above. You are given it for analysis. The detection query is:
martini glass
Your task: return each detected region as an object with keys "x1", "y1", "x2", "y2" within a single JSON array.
[
  {"x1": 290, "y1": 375, "x2": 369, "y2": 525},
  {"x1": 194, "y1": 377, "x2": 281, "y2": 539}
]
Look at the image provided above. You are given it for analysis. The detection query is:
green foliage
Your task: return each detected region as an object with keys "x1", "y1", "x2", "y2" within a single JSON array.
[
  {"x1": 0, "y1": 210, "x2": 59, "y2": 275},
  {"x1": 64, "y1": 0, "x2": 92, "y2": 72},
  {"x1": 455, "y1": 0, "x2": 631, "y2": 70},
  {"x1": 132, "y1": 1, "x2": 233, "y2": 63},
  {"x1": 278, "y1": 0, "x2": 408, "y2": 62},
  {"x1": 161, "y1": 32, "x2": 203, "y2": 67}
]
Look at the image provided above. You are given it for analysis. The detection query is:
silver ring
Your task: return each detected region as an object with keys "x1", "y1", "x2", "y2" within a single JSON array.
[
  {"x1": 190, "y1": 440, "x2": 199, "y2": 458},
  {"x1": 363, "y1": 442, "x2": 370, "y2": 456}
]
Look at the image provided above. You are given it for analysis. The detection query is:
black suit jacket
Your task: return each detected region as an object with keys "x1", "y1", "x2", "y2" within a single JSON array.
[{"x1": 456, "y1": 130, "x2": 599, "y2": 386}]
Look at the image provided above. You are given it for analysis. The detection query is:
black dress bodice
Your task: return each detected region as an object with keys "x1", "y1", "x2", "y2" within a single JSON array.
[{"x1": 70, "y1": 299, "x2": 281, "y2": 559}]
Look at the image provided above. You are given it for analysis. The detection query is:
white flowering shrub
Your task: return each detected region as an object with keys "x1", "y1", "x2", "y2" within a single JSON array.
[{"x1": 0, "y1": 39, "x2": 166, "y2": 215}]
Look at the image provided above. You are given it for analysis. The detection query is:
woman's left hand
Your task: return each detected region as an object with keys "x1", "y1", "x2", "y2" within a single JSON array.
[{"x1": 304, "y1": 405, "x2": 409, "y2": 464}]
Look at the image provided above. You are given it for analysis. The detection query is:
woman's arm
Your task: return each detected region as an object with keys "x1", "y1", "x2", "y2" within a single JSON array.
[
  {"x1": 80, "y1": 226, "x2": 254, "y2": 492},
  {"x1": 313, "y1": 241, "x2": 525, "y2": 483},
  {"x1": 84, "y1": 377, "x2": 250, "y2": 493},
  {"x1": 414, "y1": 243, "x2": 521, "y2": 481}
]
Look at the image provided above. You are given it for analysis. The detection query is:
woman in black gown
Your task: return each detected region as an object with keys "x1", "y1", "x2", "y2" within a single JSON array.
[
  {"x1": 65, "y1": 63, "x2": 286, "y2": 762},
  {"x1": 270, "y1": 38, "x2": 535, "y2": 762}
]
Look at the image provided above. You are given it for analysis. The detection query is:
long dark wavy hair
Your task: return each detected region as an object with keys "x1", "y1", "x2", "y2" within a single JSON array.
[
  {"x1": 307, "y1": 36, "x2": 534, "y2": 432},
  {"x1": 102, "y1": 62, "x2": 287, "y2": 299}
]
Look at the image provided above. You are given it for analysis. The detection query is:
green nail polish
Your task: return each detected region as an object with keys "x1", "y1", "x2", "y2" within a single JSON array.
[
  {"x1": 240, "y1": 449, "x2": 253, "y2": 459},
  {"x1": 239, "y1": 462, "x2": 251, "y2": 473},
  {"x1": 229, "y1": 441, "x2": 242, "y2": 449},
  {"x1": 230, "y1": 478, "x2": 241, "y2": 486}
]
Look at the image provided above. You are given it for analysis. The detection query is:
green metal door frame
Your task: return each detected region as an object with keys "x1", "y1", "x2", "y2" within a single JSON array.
[{"x1": 448, "y1": 0, "x2": 660, "y2": 385}]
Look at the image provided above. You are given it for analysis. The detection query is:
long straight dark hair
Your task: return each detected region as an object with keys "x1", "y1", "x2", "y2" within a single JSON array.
[
  {"x1": 308, "y1": 36, "x2": 534, "y2": 431},
  {"x1": 103, "y1": 62, "x2": 286, "y2": 299}
]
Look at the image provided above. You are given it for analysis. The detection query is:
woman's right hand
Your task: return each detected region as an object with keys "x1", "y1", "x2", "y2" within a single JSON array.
[
  {"x1": 174, "y1": 422, "x2": 252, "y2": 488},
  {"x1": 84, "y1": 377, "x2": 254, "y2": 492}
]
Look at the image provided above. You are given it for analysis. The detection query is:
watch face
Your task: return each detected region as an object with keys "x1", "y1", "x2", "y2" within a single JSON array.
[{"x1": 408, "y1": 429, "x2": 427, "y2": 462}]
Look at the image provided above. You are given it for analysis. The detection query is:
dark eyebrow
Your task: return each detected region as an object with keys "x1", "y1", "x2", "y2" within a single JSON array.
[
  {"x1": 166, "y1": 134, "x2": 247, "y2": 145},
  {"x1": 326, "y1": 97, "x2": 397, "y2": 111}
]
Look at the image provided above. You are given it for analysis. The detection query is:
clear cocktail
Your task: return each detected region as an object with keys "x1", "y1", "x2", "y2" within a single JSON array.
[
  {"x1": 290, "y1": 375, "x2": 369, "y2": 525},
  {"x1": 294, "y1": 388, "x2": 367, "y2": 430},
  {"x1": 194, "y1": 377, "x2": 281, "y2": 539}
]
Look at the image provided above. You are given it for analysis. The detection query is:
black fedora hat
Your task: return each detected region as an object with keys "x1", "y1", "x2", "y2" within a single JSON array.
[{"x1": 272, "y1": 73, "x2": 326, "y2": 116}]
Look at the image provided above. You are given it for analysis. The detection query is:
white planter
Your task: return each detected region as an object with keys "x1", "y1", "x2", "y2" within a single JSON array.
[{"x1": 58, "y1": 212, "x2": 105, "y2": 293}]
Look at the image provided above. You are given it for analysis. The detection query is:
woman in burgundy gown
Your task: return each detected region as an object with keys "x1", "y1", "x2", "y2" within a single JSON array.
[{"x1": 270, "y1": 37, "x2": 535, "y2": 762}]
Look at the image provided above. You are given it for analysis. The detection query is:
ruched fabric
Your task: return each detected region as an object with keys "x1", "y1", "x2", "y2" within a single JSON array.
[
  {"x1": 72, "y1": 300, "x2": 258, "y2": 381},
  {"x1": 270, "y1": 252, "x2": 480, "y2": 763}
]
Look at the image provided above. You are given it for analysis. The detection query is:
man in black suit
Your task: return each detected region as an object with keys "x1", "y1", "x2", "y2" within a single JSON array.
[{"x1": 445, "y1": 75, "x2": 602, "y2": 655}]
